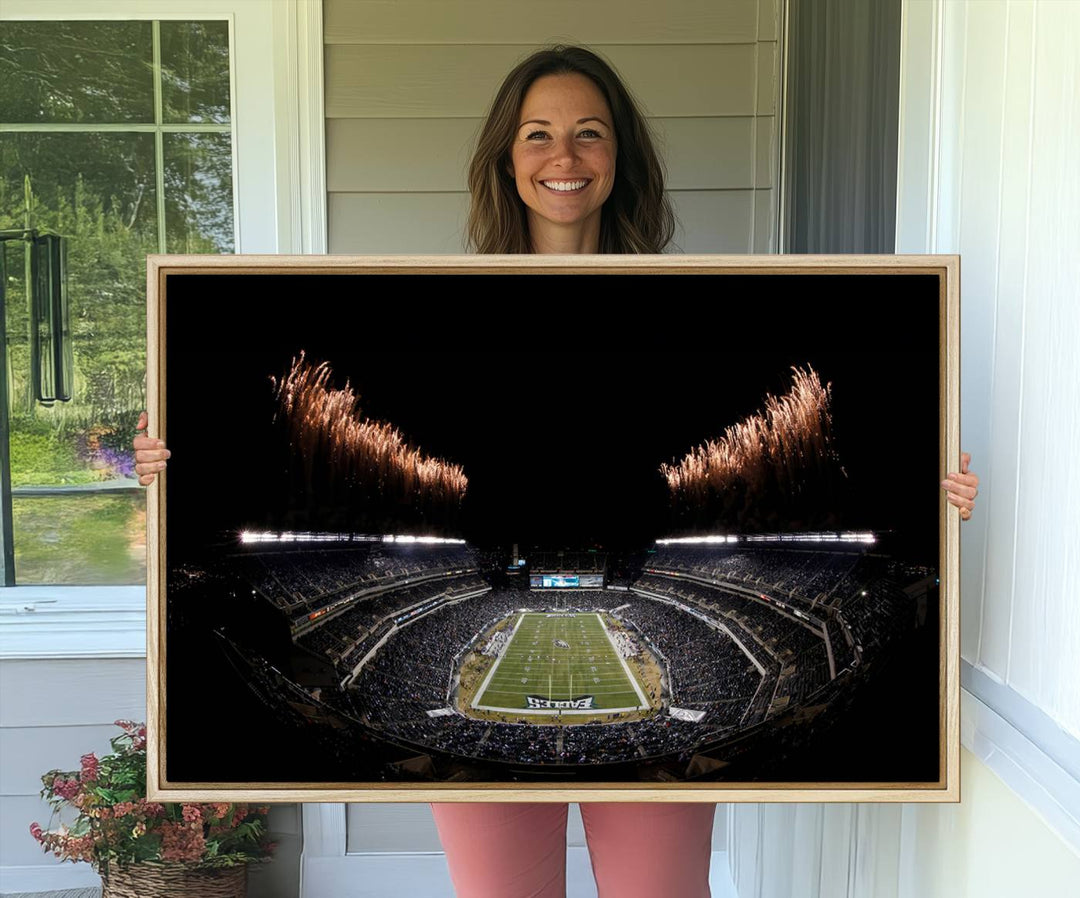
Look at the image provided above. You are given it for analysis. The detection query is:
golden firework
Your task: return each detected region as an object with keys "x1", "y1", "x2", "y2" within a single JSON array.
[
  {"x1": 271, "y1": 352, "x2": 468, "y2": 503},
  {"x1": 660, "y1": 365, "x2": 836, "y2": 501}
]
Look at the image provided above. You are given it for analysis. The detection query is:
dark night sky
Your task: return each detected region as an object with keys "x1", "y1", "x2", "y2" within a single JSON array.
[{"x1": 164, "y1": 272, "x2": 941, "y2": 560}]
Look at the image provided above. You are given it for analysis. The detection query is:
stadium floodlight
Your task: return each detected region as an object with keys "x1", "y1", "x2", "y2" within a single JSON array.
[
  {"x1": 240, "y1": 530, "x2": 346, "y2": 544},
  {"x1": 654, "y1": 535, "x2": 738, "y2": 546},
  {"x1": 240, "y1": 530, "x2": 465, "y2": 545},
  {"x1": 741, "y1": 531, "x2": 876, "y2": 545},
  {"x1": 383, "y1": 534, "x2": 467, "y2": 545}
]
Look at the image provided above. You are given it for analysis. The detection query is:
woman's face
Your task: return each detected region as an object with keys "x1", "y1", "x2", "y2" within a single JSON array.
[{"x1": 509, "y1": 73, "x2": 617, "y2": 245}]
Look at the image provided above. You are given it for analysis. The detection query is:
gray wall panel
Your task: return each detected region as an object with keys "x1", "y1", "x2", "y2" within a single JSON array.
[
  {"x1": 0, "y1": 659, "x2": 145, "y2": 728},
  {"x1": 326, "y1": 44, "x2": 758, "y2": 119},
  {"x1": 669, "y1": 189, "x2": 757, "y2": 253},
  {"x1": 346, "y1": 803, "x2": 444, "y2": 853},
  {"x1": 328, "y1": 192, "x2": 469, "y2": 253},
  {"x1": 326, "y1": 0, "x2": 760, "y2": 46}
]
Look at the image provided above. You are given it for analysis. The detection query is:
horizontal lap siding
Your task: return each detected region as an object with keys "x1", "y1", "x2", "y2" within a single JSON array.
[
  {"x1": 324, "y1": 0, "x2": 761, "y2": 45},
  {"x1": 325, "y1": 44, "x2": 761, "y2": 118},
  {"x1": 325, "y1": 0, "x2": 780, "y2": 254}
]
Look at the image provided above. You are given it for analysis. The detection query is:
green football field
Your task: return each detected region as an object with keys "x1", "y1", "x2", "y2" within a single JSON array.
[{"x1": 471, "y1": 612, "x2": 649, "y2": 714}]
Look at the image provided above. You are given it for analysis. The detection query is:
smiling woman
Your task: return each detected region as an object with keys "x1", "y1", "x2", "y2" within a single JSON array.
[
  {"x1": 509, "y1": 73, "x2": 617, "y2": 253},
  {"x1": 466, "y1": 45, "x2": 674, "y2": 254}
]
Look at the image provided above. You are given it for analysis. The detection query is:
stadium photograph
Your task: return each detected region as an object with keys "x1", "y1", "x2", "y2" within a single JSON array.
[{"x1": 154, "y1": 265, "x2": 947, "y2": 792}]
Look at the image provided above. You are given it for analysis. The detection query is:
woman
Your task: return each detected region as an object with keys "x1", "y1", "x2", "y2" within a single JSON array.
[
  {"x1": 465, "y1": 45, "x2": 673, "y2": 256},
  {"x1": 135, "y1": 45, "x2": 979, "y2": 898}
]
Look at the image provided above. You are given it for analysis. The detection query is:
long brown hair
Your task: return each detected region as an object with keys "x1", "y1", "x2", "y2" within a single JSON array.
[{"x1": 466, "y1": 46, "x2": 675, "y2": 254}]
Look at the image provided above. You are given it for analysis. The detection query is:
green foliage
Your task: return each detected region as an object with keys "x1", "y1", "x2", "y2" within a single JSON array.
[
  {"x1": 8, "y1": 430, "x2": 95, "y2": 485},
  {"x1": 30, "y1": 721, "x2": 276, "y2": 873},
  {"x1": 12, "y1": 493, "x2": 146, "y2": 584},
  {"x1": 1, "y1": 156, "x2": 151, "y2": 458}
]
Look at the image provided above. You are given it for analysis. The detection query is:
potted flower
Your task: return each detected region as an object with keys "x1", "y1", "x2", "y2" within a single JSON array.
[{"x1": 30, "y1": 720, "x2": 275, "y2": 897}]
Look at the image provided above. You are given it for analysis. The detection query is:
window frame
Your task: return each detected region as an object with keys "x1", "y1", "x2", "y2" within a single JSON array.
[{"x1": 0, "y1": 0, "x2": 326, "y2": 655}]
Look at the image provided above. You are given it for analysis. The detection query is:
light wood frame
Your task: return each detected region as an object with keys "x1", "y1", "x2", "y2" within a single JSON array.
[{"x1": 146, "y1": 253, "x2": 960, "y2": 803}]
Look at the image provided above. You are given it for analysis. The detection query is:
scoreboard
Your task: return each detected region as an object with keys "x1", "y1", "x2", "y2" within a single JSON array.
[{"x1": 529, "y1": 573, "x2": 604, "y2": 588}]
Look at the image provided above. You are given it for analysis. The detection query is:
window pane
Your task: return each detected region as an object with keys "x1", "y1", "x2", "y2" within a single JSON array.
[
  {"x1": 160, "y1": 20, "x2": 232, "y2": 124},
  {"x1": 0, "y1": 22, "x2": 154, "y2": 124},
  {"x1": 164, "y1": 132, "x2": 235, "y2": 252},
  {"x1": 1, "y1": 133, "x2": 157, "y2": 456},
  {"x1": 12, "y1": 493, "x2": 146, "y2": 585},
  {"x1": 2, "y1": 132, "x2": 156, "y2": 584},
  {"x1": 1, "y1": 18, "x2": 235, "y2": 586}
]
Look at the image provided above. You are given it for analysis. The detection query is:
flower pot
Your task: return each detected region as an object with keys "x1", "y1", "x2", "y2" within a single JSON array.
[{"x1": 100, "y1": 861, "x2": 247, "y2": 898}]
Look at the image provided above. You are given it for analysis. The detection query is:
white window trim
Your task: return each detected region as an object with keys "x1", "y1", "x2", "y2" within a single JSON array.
[
  {"x1": 961, "y1": 663, "x2": 1080, "y2": 854},
  {"x1": 0, "y1": 1, "x2": 326, "y2": 658}
]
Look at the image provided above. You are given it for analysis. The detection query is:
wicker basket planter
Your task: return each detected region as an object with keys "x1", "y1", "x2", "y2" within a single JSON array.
[{"x1": 101, "y1": 862, "x2": 247, "y2": 898}]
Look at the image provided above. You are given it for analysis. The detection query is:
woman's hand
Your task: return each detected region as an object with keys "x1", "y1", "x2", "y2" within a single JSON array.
[
  {"x1": 941, "y1": 452, "x2": 979, "y2": 521},
  {"x1": 133, "y1": 411, "x2": 170, "y2": 486}
]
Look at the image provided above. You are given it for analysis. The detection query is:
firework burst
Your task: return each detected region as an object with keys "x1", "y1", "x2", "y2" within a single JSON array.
[
  {"x1": 660, "y1": 365, "x2": 840, "y2": 521},
  {"x1": 271, "y1": 352, "x2": 468, "y2": 507}
]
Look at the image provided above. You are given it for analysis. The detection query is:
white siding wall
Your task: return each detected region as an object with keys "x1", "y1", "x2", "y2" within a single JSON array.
[
  {"x1": 910, "y1": 0, "x2": 1080, "y2": 739},
  {"x1": 729, "y1": 1, "x2": 1080, "y2": 894},
  {"x1": 324, "y1": 0, "x2": 782, "y2": 253}
]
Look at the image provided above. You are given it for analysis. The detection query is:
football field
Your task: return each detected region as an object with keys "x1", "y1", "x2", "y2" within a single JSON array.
[{"x1": 471, "y1": 612, "x2": 650, "y2": 714}]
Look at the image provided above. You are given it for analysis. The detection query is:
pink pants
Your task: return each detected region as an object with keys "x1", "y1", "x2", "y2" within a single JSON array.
[{"x1": 430, "y1": 802, "x2": 715, "y2": 898}]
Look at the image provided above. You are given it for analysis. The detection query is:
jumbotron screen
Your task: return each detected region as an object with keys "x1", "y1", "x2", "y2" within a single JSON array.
[{"x1": 529, "y1": 573, "x2": 604, "y2": 588}]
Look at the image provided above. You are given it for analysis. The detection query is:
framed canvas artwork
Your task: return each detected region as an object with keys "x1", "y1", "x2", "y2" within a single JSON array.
[{"x1": 146, "y1": 254, "x2": 960, "y2": 803}]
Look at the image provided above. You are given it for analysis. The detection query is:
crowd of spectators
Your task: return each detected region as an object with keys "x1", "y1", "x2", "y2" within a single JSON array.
[
  {"x1": 646, "y1": 545, "x2": 865, "y2": 608},
  {"x1": 232, "y1": 542, "x2": 477, "y2": 616},
  {"x1": 227, "y1": 541, "x2": 921, "y2": 769},
  {"x1": 302, "y1": 576, "x2": 487, "y2": 668},
  {"x1": 615, "y1": 597, "x2": 762, "y2": 729}
]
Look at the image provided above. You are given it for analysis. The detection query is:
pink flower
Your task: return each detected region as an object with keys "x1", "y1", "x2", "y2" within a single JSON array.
[
  {"x1": 30, "y1": 822, "x2": 43, "y2": 842},
  {"x1": 136, "y1": 798, "x2": 165, "y2": 818},
  {"x1": 112, "y1": 801, "x2": 136, "y2": 818},
  {"x1": 80, "y1": 753, "x2": 99, "y2": 782},
  {"x1": 52, "y1": 777, "x2": 80, "y2": 801},
  {"x1": 181, "y1": 805, "x2": 202, "y2": 824},
  {"x1": 160, "y1": 821, "x2": 206, "y2": 863}
]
